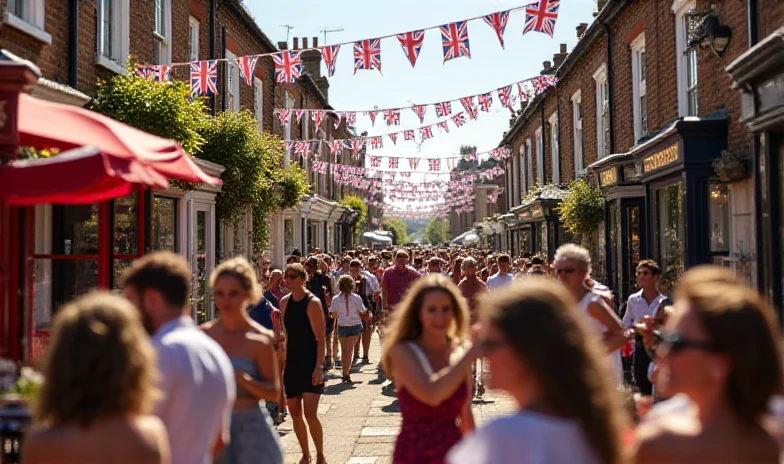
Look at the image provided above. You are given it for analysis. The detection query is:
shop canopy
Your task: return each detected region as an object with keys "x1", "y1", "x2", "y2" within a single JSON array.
[{"x1": 362, "y1": 231, "x2": 393, "y2": 244}]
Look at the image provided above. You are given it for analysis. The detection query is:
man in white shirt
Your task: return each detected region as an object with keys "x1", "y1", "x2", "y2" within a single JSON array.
[
  {"x1": 487, "y1": 254, "x2": 514, "y2": 290},
  {"x1": 121, "y1": 252, "x2": 235, "y2": 464},
  {"x1": 623, "y1": 259, "x2": 664, "y2": 396}
]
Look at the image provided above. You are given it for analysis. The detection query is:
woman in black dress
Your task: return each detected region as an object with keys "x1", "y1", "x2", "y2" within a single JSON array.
[{"x1": 280, "y1": 263, "x2": 327, "y2": 464}]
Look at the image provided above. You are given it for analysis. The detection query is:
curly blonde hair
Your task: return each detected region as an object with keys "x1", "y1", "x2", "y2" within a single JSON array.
[
  {"x1": 35, "y1": 291, "x2": 160, "y2": 428},
  {"x1": 210, "y1": 257, "x2": 262, "y2": 303},
  {"x1": 381, "y1": 273, "x2": 469, "y2": 378}
]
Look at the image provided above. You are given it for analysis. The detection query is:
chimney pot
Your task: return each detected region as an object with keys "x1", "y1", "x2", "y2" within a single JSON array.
[
  {"x1": 293, "y1": 37, "x2": 299, "y2": 50},
  {"x1": 313, "y1": 37, "x2": 318, "y2": 48},
  {"x1": 560, "y1": 43, "x2": 567, "y2": 53},
  {"x1": 577, "y1": 23, "x2": 588, "y2": 38},
  {"x1": 277, "y1": 41, "x2": 288, "y2": 50},
  {"x1": 302, "y1": 37, "x2": 308, "y2": 49},
  {"x1": 543, "y1": 61, "x2": 551, "y2": 69}
]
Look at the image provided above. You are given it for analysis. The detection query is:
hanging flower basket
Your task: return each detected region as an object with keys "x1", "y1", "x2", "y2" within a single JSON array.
[{"x1": 713, "y1": 149, "x2": 750, "y2": 183}]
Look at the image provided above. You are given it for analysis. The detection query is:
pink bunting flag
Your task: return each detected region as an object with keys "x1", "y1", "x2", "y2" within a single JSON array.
[
  {"x1": 383, "y1": 109, "x2": 400, "y2": 126},
  {"x1": 460, "y1": 97, "x2": 478, "y2": 120},
  {"x1": 403, "y1": 130, "x2": 415, "y2": 141},
  {"x1": 370, "y1": 136, "x2": 383, "y2": 150},
  {"x1": 295, "y1": 110, "x2": 306, "y2": 124},
  {"x1": 411, "y1": 104, "x2": 427, "y2": 123},
  {"x1": 351, "y1": 138, "x2": 366, "y2": 156},
  {"x1": 365, "y1": 110, "x2": 378, "y2": 126},
  {"x1": 312, "y1": 110, "x2": 325, "y2": 128},
  {"x1": 437, "y1": 121, "x2": 450, "y2": 133},
  {"x1": 388, "y1": 132, "x2": 399, "y2": 145}
]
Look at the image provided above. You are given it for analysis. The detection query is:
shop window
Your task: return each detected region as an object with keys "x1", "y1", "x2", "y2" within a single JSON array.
[
  {"x1": 284, "y1": 218, "x2": 295, "y2": 253},
  {"x1": 708, "y1": 183, "x2": 730, "y2": 252},
  {"x1": 188, "y1": 15, "x2": 199, "y2": 61},
  {"x1": 225, "y1": 49, "x2": 240, "y2": 112},
  {"x1": 654, "y1": 183, "x2": 685, "y2": 285},
  {"x1": 627, "y1": 205, "x2": 642, "y2": 291},
  {"x1": 535, "y1": 128, "x2": 544, "y2": 184},
  {"x1": 631, "y1": 34, "x2": 647, "y2": 142},
  {"x1": 571, "y1": 90, "x2": 584, "y2": 176},
  {"x1": 151, "y1": 196, "x2": 177, "y2": 251},
  {"x1": 254, "y1": 77, "x2": 264, "y2": 131},
  {"x1": 674, "y1": 0, "x2": 698, "y2": 116},
  {"x1": 539, "y1": 222, "x2": 548, "y2": 255}
]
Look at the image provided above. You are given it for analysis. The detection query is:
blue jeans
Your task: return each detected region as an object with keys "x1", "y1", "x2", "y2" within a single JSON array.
[{"x1": 338, "y1": 324, "x2": 362, "y2": 337}]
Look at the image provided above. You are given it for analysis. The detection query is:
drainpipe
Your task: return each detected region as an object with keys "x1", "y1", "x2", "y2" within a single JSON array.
[
  {"x1": 67, "y1": 0, "x2": 78, "y2": 87},
  {"x1": 747, "y1": 0, "x2": 758, "y2": 47},
  {"x1": 209, "y1": 0, "x2": 216, "y2": 114},
  {"x1": 601, "y1": 23, "x2": 616, "y2": 154},
  {"x1": 221, "y1": 26, "x2": 226, "y2": 112}
]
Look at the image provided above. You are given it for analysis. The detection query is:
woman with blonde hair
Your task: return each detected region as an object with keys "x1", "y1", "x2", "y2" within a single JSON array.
[
  {"x1": 381, "y1": 273, "x2": 481, "y2": 463},
  {"x1": 448, "y1": 277, "x2": 628, "y2": 464},
  {"x1": 634, "y1": 266, "x2": 784, "y2": 463},
  {"x1": 22, "y1": 291, "x2": 169, "y2": 464},
  {"x1": 330, "y1": 274, "x2": 368, "y2": 382},
  {"x1": 202, "y1": 257, "x2": 283, "y2": 464}
]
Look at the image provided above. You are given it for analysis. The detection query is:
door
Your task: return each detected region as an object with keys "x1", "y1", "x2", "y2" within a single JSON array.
[
  {"x1": 620, "y1": 197, "x2": 646, "y2": 303},
  {"x1": 191, "y1": 201, "x2": 214, "y2": 324}
]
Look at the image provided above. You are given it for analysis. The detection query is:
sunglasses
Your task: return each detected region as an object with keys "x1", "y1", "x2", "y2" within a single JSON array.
[
  {"x1": 656, "y1": 330, "x2": 718, "y2": 355},
  {"x1": 262, "y1": 261, "x2": 271, "y2": 265},
  {"x1": 554, "y1": 267, "x2": 576, "y2": 275},
  {"x1": 285, "y1": 273, "x2": 302, "y2": 280}
]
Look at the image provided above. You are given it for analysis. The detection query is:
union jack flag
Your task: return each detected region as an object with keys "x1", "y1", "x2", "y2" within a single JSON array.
[
  {"x1": 135, "y1": 65, "x2": 156, "y2": 80},
  {"x1": 370, "y1": 136, "x2": 383, "y2": 150},
  {"x1": 396, "y1": 30, "x2": 425, "y2": 68},
  {"x1": 353, "y1": 39, "x2": 381, "y2": 74},
  {"x1": 434, "y1": 101, "x2": 452, "y2": 118},
  {"x1": 483, "y1": 11, "x2": 511, "y2": 49},
  {"x1": 284, "y1": 141, "x2": 295, "y2": 153},
  {"x1": 517, "y1": 81, "x2": 531, "y2": 103},
  {"x1": 439, "y1": 21, "x2": 471, "y2": 63},
  {"x1": 312, "y1": 111, "x2": 325, "y2": 128},
  {"x1": 346, "y1": 112, "x2": 357, "y2": 126},
  {"x1": 190, "y1": 60, "x2": 218, "y2": 96},
  {"x1": 272, "y1": 51, "x2": 303, "y2": 84},
  {"x1": 388, "y1": 132, "x2": 399, "y2": 145},
  {"x1": 329, "y1": 140, "x2": 343, "y2": 155},
  {"x1": 388, "y1": 158, "x2": 399, "y2": 169},
  {"x1": 523, "y1": 0, "x2": 560, "y2": 38},
  {"x1": 478, "y1": 92, "x2": 494, "y2": 112},
  {"x1": 237, "y1": 55, "x2": 259, "y2": 86},
  {"x1": 365, "y1": 110, "x2": 378, "y2": 126},
  {"x1": 294, "y1": 141, "x2": 311, "y2": 157},
  {"x1": 371, "y1": 156, "x2": 381, "y2": 168},
  {"x1": 437, "y1": 121, "x2": 449, "y2": 133},
  {"x1": 274, "y1": 109, "x2": 291, "y2": 125},
  {"x1": 531, "y1": 75, "x2": 558, "y2": 95},
  {"x1": 411, "y1": 104, "x2": 427, "y2": 123},
  {"x1": 320, "y1": 45, "x2": 341, "y2": 77},
  {"x1": 497, "y1": 85, "x2": 515, "y2": 108},
  {"x1": 420, "y1": 126, "x2": 434, "y2": 140},
  {"x1": 452, "y1": 112, "x2": 467, "y2": 127},
  {"x1": 295, "y1": 110, "x2": 306, "y2": 124},
  {"x1": 460, "y1": 96, "x2": 478, "y2": 120},
  {"x1": 428, "y1": 159, "x2": 441, "y2": 171},
  {"x1": 155, "y1": 65, "x2": 172, "y2": 82},
  {"x1": 408, "y1": 158, "x2": 420, "y2": 170},
  {"x1": 403, "y1": 130, "x2": 415, "y2": 141},
  {"x1": 383, "y1": 109, "x2": 400, "y2": 126},
  {"x1": 350, "y1": 138, "x2": 366, "y2": 156},
  {"x1": 332, "y1": 111, "x2": 343, "y2": 129}
]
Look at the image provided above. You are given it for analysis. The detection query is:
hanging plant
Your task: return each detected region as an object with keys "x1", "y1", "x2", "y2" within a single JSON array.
[
  {"x1": 713, "y1": 149, "x2": 750, "y2": 183},
  {"x1": 558, "y1": 178, "x2": 605, "y2": 236},
  {"x1": 339, "y1": 194, "x2": 368, "y2": 240}
]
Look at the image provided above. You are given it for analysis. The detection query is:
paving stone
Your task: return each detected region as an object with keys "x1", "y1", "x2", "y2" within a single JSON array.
[
  {"x1": 346, "y1": 458, "x2": 379, "y2": 464},
  {"x1": 360, "y1": 426, "x2": 399, "y2": 437}
]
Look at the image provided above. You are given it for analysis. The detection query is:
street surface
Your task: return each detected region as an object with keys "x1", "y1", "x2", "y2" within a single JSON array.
[{"x1": 276, "y1": 335, "x2": 516, "y2": 464}]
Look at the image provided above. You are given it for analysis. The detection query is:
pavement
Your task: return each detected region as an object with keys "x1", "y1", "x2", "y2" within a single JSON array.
[{"x1": 275, "y1": 334, "x2": 516, "y2": 464}]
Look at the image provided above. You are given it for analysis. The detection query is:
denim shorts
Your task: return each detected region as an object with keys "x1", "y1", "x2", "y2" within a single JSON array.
[{"x1": 338, "y1": 324, "x2": 363, "y2": 338}]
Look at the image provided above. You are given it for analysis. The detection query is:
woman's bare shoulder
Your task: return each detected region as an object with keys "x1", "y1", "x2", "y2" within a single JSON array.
[
  {"x1": 633, "y1": 414, "x2": 700, "y2": 462},
  {"x1": 246, "y1": 323, "x2": 276, "y2": 345}
]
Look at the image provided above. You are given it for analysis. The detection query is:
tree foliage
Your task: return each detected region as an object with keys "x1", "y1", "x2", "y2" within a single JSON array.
[
  {"x1": 558, "y1": 178, "x2": 605, "y2": 237},
  {"x1": 425, "y1": 218, "x2": 451, "y2": 245},
  {"x1": 339, "y1": 194, "x2": 367, "y2": 236},
  {"x1": 384, "y1": 217, "x2": 409, "y2": 245}
]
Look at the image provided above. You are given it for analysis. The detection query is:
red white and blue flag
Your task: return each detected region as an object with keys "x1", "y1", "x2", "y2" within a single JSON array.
[
  {"x1": 440, "y1": 21, "x2": 471, "y2": 63},
  {"x1": 478, "y1": 92, "x2": 494, "y2": 112},
  {"x1": 354, "y1": 39, "x2": 381, "y2": 74},
  {"x1": 452, "y1": 112, "x2": 467, "y2": 127},
  {"x1": 428, "y1": 159, "x2": 441, "y2": 171},
  {"x1": 136, "y1": 65, "x2": 156, "y2": 80},
  {"x1": 383, "y1": 109, "x2": 401, "y2": 126},
  {"x1": 274, "y1": 109, "x2": 291, "y2": 125},
  {"x1": 408, "y1": 158, "x2": 420, "y2": 170},
  {"x1": 421, "y1": 126, "x2": 434, "y2": 141},
  {"x1": 156, "y1": 65, "x2": 171, "y2": 82},
  {"x1": 365, "y1": 110, "x2": 378, "y2": 126},
  {"x1": 396, "y1": 30, "x2": 425, "y2": 68},
  {"x1": 312, "y1": 111, "x2": 326, "y2": 129},
  {"x1": 411, "y1": 104, "x2": 427, "y2": 123},
  {"x1": 272, "y1": 51, "x2": 303, "y2": 83},
  {"x1": 388, "y1": 132, "x2": 399, "y2": 145},
  {"x1": 237, "y1": 55, "x2": 259, "y2": 86},
  {"x1": 370, "y1": 136, "x2": 383, "y2": 150},
  {"x1": 190, "y1": 60, "x2": 218, "y2": 96},
  {"x1": 497, "y1": 85, "x2": 515, "y2": 108},
  {"x1": 403, "y1": 130, "x2": 415, "y2": 141},
  {"x1": 371, "y1": 156, "x2": 381, "y2": 168},
  {"x1": 483, "y1": 11, "x2": 511, "y2": 49},
  {"x1": 434, "y1": 101, "x2": 452, "y2": 118},
  {"x1": 460, "y1": 96, "x2": 478, "y2": 120},
  {"x1": 388, "y1": 157, "x2": 399, "y2": 169},
  {"x1": 523, "y1": 0, "x2": 560, "y2": 38},
  {"x1": 437, "y1": 121, "x2": 450, "y2": 133},
  {"x1": 320, "y1": 45, "x2": 341, "y2": 77},
  {"x1": 329, "y1": 140, "x2": 343, "y2": 155}
]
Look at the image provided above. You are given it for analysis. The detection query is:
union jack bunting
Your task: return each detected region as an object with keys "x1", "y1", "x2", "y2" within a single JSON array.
[
  {"x1": 350, "y1": 138, "x2": 366, "y2": 156},
  {"x1": 460, "y1": 96, "x2": 478, "y2": 120},
  {"x1": 434, "y1": 101, "x2": 452, "y2": 118},
  {"x1": 328, "y1": 140, "x2": 343, "y2": 155},
  {"x1": 310, "y1": 111, "x2": 325, "y2": 129},
  {"x1": 523, "y1": 0, "x2": 560, "y2": 38},
  {"x1": 383, "y1": 109, "x2": 401, "y2": 126},
  {"x1": 190, "y1": 60, "x2": 218, "y2": 96},
  {"x1": 396, "y1": 30, "x2": 426, "y2": 68},
  {"x1": 237, "y1": 55, "x2": 259, "y2": 86},
  {"x1": 531, "y1": 75, "x2": 557, "y2": 95},
  {"x1": 483, "y1": 11, "x2": 511, "y2": 49},
  {"x1": 135, "y1": 65, "x2": 156, "y2": 80},
  {"x1": 332, "y1": 111, "x2": 343, "y2": 129},
  {"x1": 428, "y1": 159, "x2": 441, "y2": 171},
  {"x1": 284, "y1": 140, "x2": 295, "y2": 153},
  {"x1": 156, "y1": 65, "x2": 172, "y2": 82},
  {"x1": 517, "y1": 82, "x2": 531, "y2": 103},
  {"x1": 371, "y1": 156, "x2": 381, "y2": 168},
  {"x1": 295, "y1": 110, "x2": 306, "y2": 124},
  {"x1": 437, "y1": 121, "x2": 450, "y2": 133},
  {"x1": 388, "y1": 158, "x2": 399, "y2": 169},
  {"x1": 408, "y1": 158, "x2": 420, "y2": 170},
  {"x1": 411, "y1": 104, "x2": 427, "y2": 123},
  {"x1": 388, "y1": 132, "x2": 399, "y2": 145},
  {"x1": 452, "y1": 112, "x2": 467, "y2": 127},
  {"x1": 319, "y1": 45, "x2": 341, "y2": 77},
  {"x1": 478, "y1": 92, "x2": 494, "y2": 112},
  {"x1": 420, "y1": 126, "x2": 434, "y2": 141},
  {"x1": 294, "y1": 141, "x2": 311, "y2": 156},
  {"x1": 346, "y1": 112, "x2": 357, "y2": 126},
  {"x1": 440, "y1": 21, "x2": 471, "y2": 62},
  {"x1": 272, "y1": 51, "x2": 303, "y2": 84},
  {"x1": 497, "y1": 85, "x2": 515, "y2": 108},
  {"x1": 370, "y1": 136, "x2": 383, "y2": 150},
  {"x1": 274, "y1": 109, "x2": 291, "y2": 125},
  {"x1": 365, "y1": 110, "x2": 378, "y2": 126},
  {"x1": 353, "y1": 39, "x2": 381, "y2": 74},
  {"x1": 403, "y1": 130, "x2": 415, "y2": 141}
]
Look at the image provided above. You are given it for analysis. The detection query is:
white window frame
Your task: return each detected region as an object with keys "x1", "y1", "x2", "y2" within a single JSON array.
[
  {"x1": 284, "y1": 91, "x2": 293, "y2": 163},
  {"x1": 254, "y1": 77, "x2": 263, "y2": 131},
  {"x1": 673, "y1": 0, "x2": 698, "y2": 117},
  {"x1": 4, "y1": 0, "x2": 50, "y2": 44},
  {"x1": 593, "y1": 63, "x2": 610, "y2": 159},
  {"x1": 535, "y1": 128, "x2": 544, "y2": 184},
  {"x1": 549, "y1": 112, "x2": 560, "y2": 184},
  {"x1": 224, "y1": 49, "x2": 240, "y2": 112},
  {"x1": 631, "y1": 33, "x2": 647, "y2": 143},
  {"x1": 153, "y1": 0, "x2": 172, "y2": 65},
  {"x1": 571, "y1": 90, "x2": 584, "y2": 176},
  {"x1": 518, "y1": 145, "x2": 526, "y2": 200},
  {"x1": 95, "y1": 0, "x2": 130, "y2": 75},
  {"x1": 525, "y1": 139, "x2": 533, "y2": 190},
  {"x1": 188, "y1": 15, "x2": 199, "y2": 62}
]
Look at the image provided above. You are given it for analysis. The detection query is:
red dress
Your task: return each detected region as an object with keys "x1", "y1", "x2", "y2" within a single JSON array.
[{"x1": 393, "y1": 343, "x2": 469, "y2": 464}]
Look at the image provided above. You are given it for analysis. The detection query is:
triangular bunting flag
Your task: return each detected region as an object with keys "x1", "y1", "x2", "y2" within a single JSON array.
[
  {"x1": 460, "y1": 96, "x2": 478, "y2": 119},
  {"x1": 434, "y1": 101, "x2": 452, "y2": 118},
  {"x1": 411, "y1": 104, "x2": 427, "y2": 123},
  {"x1": 237, "y1": 55, "x2": 259, "y2": 86},
  {"x1": 388, "y1": 132, "x2": 399, "y2": 145},
  {"x1": 320, "y1": 45, "x2": 341, "y2": 77},
  {"x1": 370, "y1": 136, "x2": 383, "y2": 150},
  {"x1": 312, "y1": 110, "x2": 325, "y2": 129},
  {"x1": 275, "y1": 109, "x2": 291, "y2": 126},
  {"x1": 136, "y1": 65, "x2": 156, "y2": 80},
  {"x1": 365, "y1": 110, "x2": 378, "y2": 126},
  {"x1": 420, "y1": 126, "x2": 434, "y2": 140},
  {"x1": 403, "y1": 130, "x2": 415, "y2": 141},
  {"x1": 452, "y1": 112, "x2": 467, "y2": 127},
  {"x1": 332, "y1": 111, "x2": 343, "y2": 129},
  {"x1": 295, "y1": 110, "x2": 306, "y2": 124},
  {"x1": 408, "y1": 158, "x2": 420, "y2": 170},
  {"x1": 396, "y1": 30, "x2": 425, "y2": 68},
  {"x1": 483, "y1": 11, "x2": 511, "y2": 49},
  {"x1": 478, "y1": 92, "x2": 494, "y2": 112},
  {"x1": 437, "y1": 121, "x2": 450, "y2": 133},
  {"x1": 497, "y1": 85, "x2": 515, "y2": 108},
  {"x1": 346, "y1": 112, "x2": 356, "y2": 126},
  {"x1": 383, "y1": 109, "x2": 400, "y2": 126},
  {"x1": 272, "y1": 50, "x2": 303, "y2": 84},
  {"x1": 329, "y1": 140, "x2": 343, "y2": 155},
  {"x1": 156, "y1": 65, "x2": 171, "y2": 82},
  {"x1": 440, "y1": 21, "x2": 471, "y2": 63}
]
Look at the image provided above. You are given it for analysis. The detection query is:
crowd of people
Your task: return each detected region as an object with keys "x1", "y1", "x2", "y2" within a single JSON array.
[{"x1": 17, "y1": 242, "x2": 784, "y2": 464}]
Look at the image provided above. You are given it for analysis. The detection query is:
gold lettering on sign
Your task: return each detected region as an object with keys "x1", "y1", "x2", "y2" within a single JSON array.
[
  {"x1": 599, "y1": 168, "x2": 617, "y2": 186},
  {"x1": 531, "y1": 205, "x2": 543, "y2": 218},
  {"x1": 643, "y1": 143, "x2": 679, "y2": 173}
]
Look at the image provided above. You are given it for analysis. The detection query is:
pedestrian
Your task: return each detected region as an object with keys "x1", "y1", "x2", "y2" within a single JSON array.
[
  {"x1": 265, "y1": 269, "x2": 287, "y2": 305},
  {"x1": 280, "y1": 263, "x2": 327, "y2": 464},
  {"x1": 305, "y1": 256, "x2": 335, "y2": 369},
  {"x1": 623, "y1": 260, "x2": 664, "y2": 396},
  {"x1": 554, "y1": 244, "x2": 628, "y2": 386},
  {"x1": 22, "y1": 292, "x2": 169, "y2": 464},
  {"x1": 202, "y1": 257, "x2": 284, "y2": 464},
  {"x1": 349, "y1": 259, "x2": 380, "y2": 363},
  {"x1": 331, "y1": 275, "x2": 368, "y2": 382},
  {"x1": 120, "y1": 251, "x2": 235, "y2": 464},
  {"x1": 486, "y1": 254, "x2": 514, "y2": 290},
  {"x1": 633, "y1": 266, "x2": 784, "y2": 463},
  {"x1": 380, "y1": 249, "x2": 421, "y2": 337},
  {"x1": 447, "y1": 278, "x2": 628, "y2": 464},
  {"x1": 381, "y1": 273, "x2": 481, "y2": 464}
]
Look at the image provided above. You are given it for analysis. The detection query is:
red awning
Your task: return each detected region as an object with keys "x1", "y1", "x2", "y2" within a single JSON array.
[
  {"x1": 17, "y1": 93, "x2": 220, "y2": 185},
  {"x1": 0, "y1": 146, "x2": 169, "y2": 206}
]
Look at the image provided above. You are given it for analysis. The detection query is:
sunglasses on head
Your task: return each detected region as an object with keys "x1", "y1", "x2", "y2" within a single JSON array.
[{"x1": 656, "y1": 330, "x2": 718, "y2": 355}]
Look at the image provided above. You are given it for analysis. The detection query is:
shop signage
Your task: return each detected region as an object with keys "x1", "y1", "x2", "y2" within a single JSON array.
[
  {"x1": 531, "y1": 204, "x2": 544, "y2": 218},
  {"x1": 519, "y1": 209, "x2": 532, "y2": 220},
  {"x1": 643, "y1": 143, "x2": 680, "y2": 173},
  {"x1": 599, "y1": 168, "x2": 618, "y2": 186}
]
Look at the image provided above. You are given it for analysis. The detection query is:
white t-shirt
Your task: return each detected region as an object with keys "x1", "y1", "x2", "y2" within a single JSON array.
[
  {"x1": 330, "y1": 292, "x2": 367, "y2": 326},
  {"x1": 447, "y1": 411, "x2": 600, "y2": 464},
  {"x1": 486, "y1": 272, "x2": 514, "y2": 290},
  {"x1": 151, "y1": 317, "x2": 236, "y2": 464}
]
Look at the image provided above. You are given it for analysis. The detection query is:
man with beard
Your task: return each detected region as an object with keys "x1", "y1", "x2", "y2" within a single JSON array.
[{"x1": 121, "y1": 251, "x2": 235, "y2": 464}]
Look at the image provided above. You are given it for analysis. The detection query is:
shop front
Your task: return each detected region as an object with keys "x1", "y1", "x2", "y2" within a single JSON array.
[
  {"x1": 511, "y1": 186, "x2": 567, "y2": 260},
  {"x1": 726, "y1": 26, "x2": 784, "y2": 312}
]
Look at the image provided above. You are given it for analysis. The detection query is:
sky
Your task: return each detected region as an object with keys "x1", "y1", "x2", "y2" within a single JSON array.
[{"x1": 247, "y1": 0, "x2": 599, "y2": 211}]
